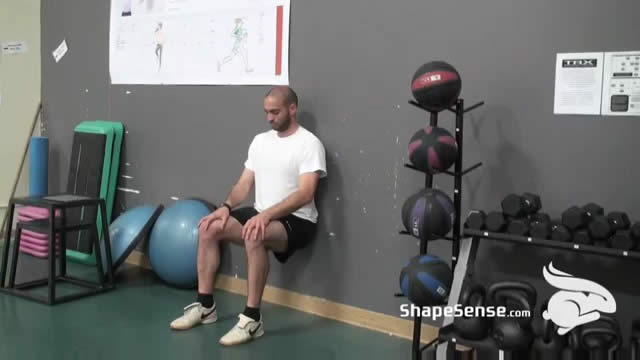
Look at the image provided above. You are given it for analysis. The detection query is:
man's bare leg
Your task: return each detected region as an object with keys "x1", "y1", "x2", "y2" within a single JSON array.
[
  {"x1": 219, "y1": 221, "x2": 288, "y2": 345},
  {"x1": 197, "y1": 217, "x2": 244, "y2": 294},
  {"x1": 170, "y1": 217, "x2": 244, "y2": 330},
  {"x1": 245, "y1": 222, "x2": 288, "y2": 308}
]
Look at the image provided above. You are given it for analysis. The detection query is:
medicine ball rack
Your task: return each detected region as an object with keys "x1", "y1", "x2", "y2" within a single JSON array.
[{"x1": 395, "y1": 97, "x2": 485, "y2": 360}]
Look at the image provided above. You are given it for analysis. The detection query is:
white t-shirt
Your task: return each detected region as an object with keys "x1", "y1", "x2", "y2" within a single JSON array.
[{"x1": 244, "y1": 126, "x2": 327, "y2": 223}]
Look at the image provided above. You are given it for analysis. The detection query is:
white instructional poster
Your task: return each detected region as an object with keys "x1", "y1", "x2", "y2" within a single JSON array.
[
  {"x1": 553, "y1": 52, "x2": 604, "y2": 115},
  {"x1": 601, "y1": 51, "x2": 640, "y2": 116},
  {"x1": 109, "y1": 0, "x2": 290, "y2": 85}
]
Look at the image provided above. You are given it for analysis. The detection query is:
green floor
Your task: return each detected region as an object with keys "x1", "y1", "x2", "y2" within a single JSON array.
[{"x1": 0, "y1": 261, "x2": 412, "y2": 360}]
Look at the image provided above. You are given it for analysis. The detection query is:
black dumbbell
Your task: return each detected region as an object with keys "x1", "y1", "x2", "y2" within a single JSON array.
[
  {"x1": 506, "y1": 212, "x2": 551, "y2": 237},
  {"x1": 584, "y1": 203, "x2": 605, "y2": 220},
  {"x1": 593, "y1": 240, "x2": 609, "y2": 248},
  {"x1": 562, "y1": 206, "x2": 590, "y2": 230},
  {"x1": 573, "y1": 229, "x2": 593, "y2": 245},
  {"x1": 507, "y1": 213, "x2": 551, "y2": 237},
  {"x1": 530, "y1": 212, "x2": 551, "y2": 224},
  {"x1": 529, "y1": 213, "x2": 552, "y2": 239},
  {"x1": 486, "y1": 211, "x2": 508, "y2": 232},
  {"x1": 531, "y1": 223, "x2": 551, "y2": 239},
  {"x1": 465, "y1": 210, "x2": 487, "y2": 230},
  {"x1": 590, "y1": 212, "x2": 630, "y2": 241},
  {"x1": 608, "y1": 212, "x2": 630, "y2": 231},
  {"x1": 609, "y1": 230, "x2": 636, "y2": 250},
  {"x1": 551, "y1": 221, "x2": 572, "y2": 242},
  {"x1": 632, "y1": 222, "x2": 640, "y2": 250},
  {"x1": 508, "y1": 218, "x2": 530, "y2": 236},
  {"x1": 562, "y1": 203, "x2": 604, "y2": 231},
  {"x1": 589, "y1": 215, "x2": 614, "y2": 240},
  {"x1": 531, "y1": 221, "x2": 552, "y2": 239},
  {"x1": 501, "y1": 193, "x2": 541, "y2": 218}
]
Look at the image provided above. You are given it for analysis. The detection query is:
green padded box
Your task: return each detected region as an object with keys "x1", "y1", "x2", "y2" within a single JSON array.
[{"x1": 66, "y1": 121, "x2": 123, "y2": 265}]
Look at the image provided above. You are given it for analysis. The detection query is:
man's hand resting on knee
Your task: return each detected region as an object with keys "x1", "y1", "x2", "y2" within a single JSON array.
[
  {"x1": 198, "y1": 206, "x2": 231, "y2": 232},
  {"x1": 242, "y1": 213, "x2": 271, "y2": 244}
]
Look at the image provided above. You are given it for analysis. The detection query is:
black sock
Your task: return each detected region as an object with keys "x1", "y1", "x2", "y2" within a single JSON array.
[
  {"x1": 243, "y1": 306, "x2": 261, "y2": 321},
  {"x1": 197, "y1": 293, "x2": 214, "y2": 308}
]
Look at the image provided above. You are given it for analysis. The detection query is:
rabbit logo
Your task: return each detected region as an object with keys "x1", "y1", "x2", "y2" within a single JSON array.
[{"x1": 542, "y1": 261, "x2": 616, "y2": 335}]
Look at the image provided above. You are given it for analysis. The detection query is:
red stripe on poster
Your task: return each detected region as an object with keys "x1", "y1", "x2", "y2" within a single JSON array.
[{"x1": 275, "y1": 5, "x2": 283, "y2": 75}]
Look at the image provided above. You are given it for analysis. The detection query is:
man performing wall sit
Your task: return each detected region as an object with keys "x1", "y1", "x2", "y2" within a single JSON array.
[{"x1": 170, "y1": 86, "x2": 327, "y2": 347}]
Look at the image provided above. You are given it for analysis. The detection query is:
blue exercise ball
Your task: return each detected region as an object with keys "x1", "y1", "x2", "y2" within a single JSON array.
[
  {"x1": 101, "y1": 204, "x2": 164, "y2": 275},
  {"x1": 148, "y1": 199, "x2": 211, "y2": 288}
]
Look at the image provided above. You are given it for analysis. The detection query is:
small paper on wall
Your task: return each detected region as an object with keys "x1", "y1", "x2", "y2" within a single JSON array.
[
  {"x1": 52, "y1": 39, "x2": 68, "y2": 63},
  {"x1": 601, "y1": 51, "x2": 640, "y2": 116},
  {"x1": 1, "y1": 41, "x2": 28, "y2": 55},
  {"x1": 553, "y1": 52, "x2": 604, "y2": 115}
]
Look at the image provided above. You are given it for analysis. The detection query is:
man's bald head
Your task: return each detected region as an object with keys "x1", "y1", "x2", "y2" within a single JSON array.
[
  {"x1": 265, "y1": 86, "x2": 298, "y2": 107},
  {"x1": 264, "y1": 86, "x2": 298, "y2": 133}
]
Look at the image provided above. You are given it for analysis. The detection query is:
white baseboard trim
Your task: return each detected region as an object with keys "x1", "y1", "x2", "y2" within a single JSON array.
[{"x1": 125, "y1": 250, "x2": 438, "y2": 344}]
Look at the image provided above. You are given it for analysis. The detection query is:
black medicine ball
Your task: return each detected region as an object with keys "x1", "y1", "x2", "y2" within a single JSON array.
[
  {"x1": 402, "y1": 188, "x2": 455, "y2": 241},
  {"x1": 411, "y1": 61, "x2": 462, "y2": 112},
  {"x1": 408, "y1": 126, "x2": 458, "y2": 174},
  {"x1": 399, "y1": 254, "x2": 452, "y2": 306}
]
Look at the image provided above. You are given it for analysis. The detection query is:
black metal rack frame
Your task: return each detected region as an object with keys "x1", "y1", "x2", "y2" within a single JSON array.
[{"x1": 397, "y1": 98, "x2": 485, "y2": 360}]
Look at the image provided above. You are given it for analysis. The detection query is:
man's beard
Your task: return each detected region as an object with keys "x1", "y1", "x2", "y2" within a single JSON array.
[{"x1": 273, "y1": 115, "x2": 291, "y2": 132}]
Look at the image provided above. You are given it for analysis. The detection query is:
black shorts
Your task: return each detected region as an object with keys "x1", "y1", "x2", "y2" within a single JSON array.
[{"x1": 230, "y1": 207, "x2": 317, "y2": 263}]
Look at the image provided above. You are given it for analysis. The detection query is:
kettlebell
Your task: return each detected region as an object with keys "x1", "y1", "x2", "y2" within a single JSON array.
[
  {"x1": 592, "y1": 315, "x2": 620, "y2": 332},
  {"x1": 580, "y1": 327, "x2": 620, "y2": 360},
  {"x1": 631, "y1": 320, "x2": 640, "y2": 360},
  {"x1": 594, "y1": 315, "x2": 621, "y2": 360},
  {"x1": 490, "y1": 290, "x2": 534, "y2": 351},
  {"x1": 487, "y1": 281, "x2": 537, "y2": 306},
  {"x1": 562, "y1": 328, "x2": 587, "y2": 360},
  {"x1": 531, "y1": 303, "x2": 564, "y2": 360},
  {"x1": 487, "y1": 281, "x2": 537, "y2": 327},
  {"x1": 453, "y1": 283, "x2": 489, "y2": 340}
]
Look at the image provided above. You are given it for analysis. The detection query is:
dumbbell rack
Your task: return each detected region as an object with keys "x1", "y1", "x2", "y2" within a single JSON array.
[
  {"x1": 423, "y1": 227, "x2": 640, "y2": 359},
  {"x1": 397, "y1": 97, "x2": 484, "y2": 360},
  {"x1": 464, "y1": 229, "x2": 640, "y2": 260}
]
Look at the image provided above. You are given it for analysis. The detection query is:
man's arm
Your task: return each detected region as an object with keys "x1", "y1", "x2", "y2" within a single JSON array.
[
  {"x1": 261, "y1": 171, "x2": 320, "y2": 220},
  {"x1": 223, "y1": 168, "x2": 255, "y2": 208},
  {"x1": 199, "y1": 168, "x2": 254, "y2": 230}
]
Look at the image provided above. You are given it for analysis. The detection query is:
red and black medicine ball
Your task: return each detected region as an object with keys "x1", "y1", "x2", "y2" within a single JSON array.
[
  {"x1": 410, "y1": 61, "x2": 462, "y2": 112},
  {"x1": 408, "y1": 126, "x2": 458, "y2": 174}
]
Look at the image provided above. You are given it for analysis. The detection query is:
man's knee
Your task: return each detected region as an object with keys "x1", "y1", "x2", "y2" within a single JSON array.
[
  {"x1": 244, "y1": 236, "x2": 286, "y2": 253},
  {"x1": 243, "y1": 237, "x2": 263, "y2": 252},
  {"x1": 198, "y1": 223, "x2": 223, "y2": 244}
]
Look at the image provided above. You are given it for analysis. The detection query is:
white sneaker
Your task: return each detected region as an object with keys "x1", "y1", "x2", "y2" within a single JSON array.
[
  {"x1": 219, "y1": 314, "x2": 264, "y2": 346},
  {"x1": 170, "y1": 302, "x2": 217, "y2": 330}
]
